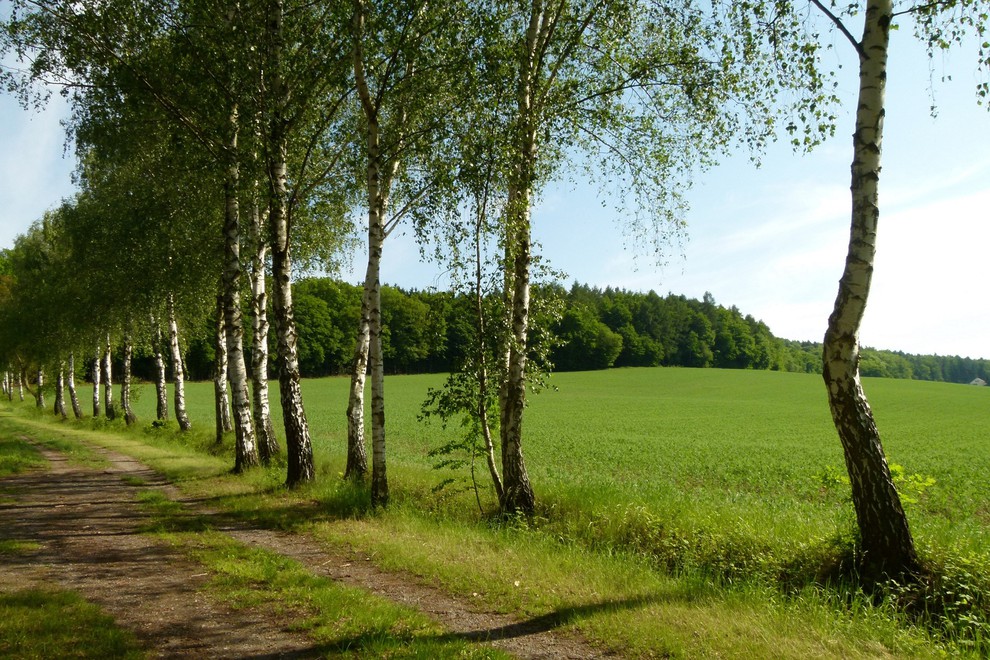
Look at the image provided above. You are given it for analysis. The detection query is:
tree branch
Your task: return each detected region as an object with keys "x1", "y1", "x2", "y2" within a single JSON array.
[
  {"x1": 808, "y1": 0, "x2": 867, "y2": 60},
  {"x1": 891, "y1": 0, "x2": 954, "y2": 17}
]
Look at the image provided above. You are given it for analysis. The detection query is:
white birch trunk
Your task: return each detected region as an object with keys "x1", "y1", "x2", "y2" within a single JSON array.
[
  {"x1": 268, "y1": 0, "x2": 314, "y2": 486},
  {"x1": 167, "y1": 294, "x2": 192, "y2": 431},
  {"x1": 152, "y1": 317, "x2": 169, "y2": 421},
  {"x1": 368, "y1": 254, "x2": 387, "y2": 506},
  {"x1": 361, "y1": 121, "x2": 388, "y2": 506},
  {"x1": 102, "y1": 333, "x2": 115, "y2": 420},
  {"x1": 499, "y1": 181, "x2": 536, "y2": 515},
  {"x1": 54, "y1": 363, "x2": 66, "y2": 419},
  {"x1": 346, "y1": 295, "x2": 371, "y2": 480},
  {"x1": 92, "y1": 346, "x2": 100, "y2": 417},
  {"x1": 250, "y1": 84, "x2": 279, "y2": 465},
  {"x1": 121, "y1": 331, "x2": 136, "y2": 425},
  {"x1": 497, "y1": 3, "x2": 543, "y2": 515},
  {"x1": 222, "y1": 102, "x2": 259, "y2": 472},
  {"x1": 67, "y1": 353, "x2": 82, "y2": 419},
  {"x1": 352, "y1": 0, "x2": 401, "y2": 505},
  {"x1": 17, "y1": 370, "x2": 24, "y2": 402},
  {"x1": 214, "y1": 295, "x2": 233, "y2": 444},
  {"x1": 35, "y1": 367, "x2": 45, "y2": 409},
  {"x1": 821, "y1": 0, "x2": 918, "y2": 579},
  {"x1": 250, "y1": 200, "x2": 279, "y2": 463}
]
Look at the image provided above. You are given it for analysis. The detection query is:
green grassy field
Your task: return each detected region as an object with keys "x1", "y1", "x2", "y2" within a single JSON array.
[
  {"x1": 10, "y1": 367, "x2": 989, "y2": 656},
  {"x1": 128, "y1": 368, "x2": 990, "y2": 552}
]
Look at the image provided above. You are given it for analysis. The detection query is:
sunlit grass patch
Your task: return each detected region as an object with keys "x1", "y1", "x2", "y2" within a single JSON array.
[
  {"x1": 0, "y1": 588, "x2": 144, "y2": 659},
  {"x1": 135, "y1": 489, "x2": 212, "y2": 534},
  {"x1": 0, "y1": 435, "x2": 47, "y2": 476},
  {"x1": 0, "y1": 539, "x2": 42, "y2": 555},
  {"x1": 152, "y1": 524, "x2": 506, "y2": 658},
  {"x1": 133, "y1": 485, "x2": 506, "y2": 656},
  {"x1": 0, "y1": 416, "x2": 110, "y2": 469}
]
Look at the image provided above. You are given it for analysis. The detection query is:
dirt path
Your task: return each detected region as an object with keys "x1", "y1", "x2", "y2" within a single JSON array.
[
  {"x1": 0, "y1": 443, "x2": 321, "y2": 658},
  {"x1": 0, "y1": 437, "x2": 608, "y2": 659}
]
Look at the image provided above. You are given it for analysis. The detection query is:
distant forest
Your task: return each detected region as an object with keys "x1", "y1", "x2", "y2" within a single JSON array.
[{"x1": 170, "y1": 279, "x2": 989, "y2": 385}]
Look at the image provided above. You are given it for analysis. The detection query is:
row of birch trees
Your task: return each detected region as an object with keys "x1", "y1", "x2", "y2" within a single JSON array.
[{"x1": 1, "y1": 0, "x2": 987, "y2": 580}]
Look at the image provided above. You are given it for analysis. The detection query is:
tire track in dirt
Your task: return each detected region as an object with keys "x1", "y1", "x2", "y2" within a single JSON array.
[
  {"x1": 0, "y1": 442, "x2": 322, "y2": 658},
  {"x1": 1, "y1": 436, "x2": 610, "y2": 658}
]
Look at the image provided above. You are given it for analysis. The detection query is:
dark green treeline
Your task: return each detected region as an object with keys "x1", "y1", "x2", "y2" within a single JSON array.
[{"x1": 163, "y1": 280, "x2": 988, "y2": 384}]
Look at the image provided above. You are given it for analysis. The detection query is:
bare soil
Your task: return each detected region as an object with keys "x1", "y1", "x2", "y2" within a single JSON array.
[{"x1": 0, "y1": 436, "x2": 609, "y2": 659}]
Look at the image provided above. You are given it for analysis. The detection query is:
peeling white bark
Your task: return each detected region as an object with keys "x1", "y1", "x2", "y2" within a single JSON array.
[
  {"x1": 352, "y1": 0, "x2": 389, "y2": 503},
  {"x1": 92, "y1": 344, "x2": 101, "y2": 417},
  {"x1": 497, "y1": 1, "x2": 545, "y2": 515},
  {"x1": 821, "y1": 0, "x2": 918, "y2": 578},
  {"x1": 121, "y1": 332, "x2": 136, "y2": 425},
  {"x1": 152, "y1": 318, "x2": 169, "y2": 421},
  {"x1": 268, "y1": 0, "x2": 313, "y2": 486},
  {"x1": 345, "y1": 300, "x2": 371, "y2": 479},
  {"x1": 250, "y1": 203, "x2": 279, "y2": 463},
  {"x1": 214, "y1": 295, "x2": 233, "y2": 444},
  {"x1": 54, "y1": 363, "x2": 66, "y2": 419},
  {"x1": 102, "y1": 333, "x2": 115, "y2": 420},
  {"x1": 167, "y1": 294, "x2": 192, "y2": 432},
  {"x1": 67, "y1": 353, "x2": 82, "y2": 419},
  {"x1": 222, "y1": 102, "x2": 259, "y2": 472},
  {"x1": 35, "y1": 368, "x2": 45, "y2": 409}
]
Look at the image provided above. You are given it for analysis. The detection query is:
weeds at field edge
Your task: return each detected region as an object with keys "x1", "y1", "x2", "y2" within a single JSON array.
[{"x1": 488, "y1": 497, "x2": 990, "y2": 654}]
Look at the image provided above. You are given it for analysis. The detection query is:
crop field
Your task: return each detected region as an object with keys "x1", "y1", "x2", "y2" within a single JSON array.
[{"x1": 127, "y1": 368, "x2": 990, "y2": 558}]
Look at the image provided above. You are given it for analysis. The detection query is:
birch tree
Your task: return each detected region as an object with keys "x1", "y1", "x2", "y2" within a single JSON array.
[
  {"x1": 460, "y1": 0, "x2": 836, "y2": 514},
  {"x1": 120, "y1": 328, "x2": 136, "y2": 425},
  {"x1": 53, "y1": 362, "x2": 66, "y2": 419},
  {"x1": 237, "y1": 0, "x2": 354, "y2": 484},
  {"x1": 213, "y1": 295, "x2": 233, "y2": 444},
  {"x1": 0, "y1": 213, "x2": 83, "y2": 415},
  {"x1": 34, "y1": 368, "x2": 45, "y2": 409},
  {"x1": 262, "y1": 0, "x2": 313, "y2": 485},
  {"x1": 101, "y1": 332, "x2": 114, "y2": 420},
  {"x1": 3, "y1": 0, "x2": 260, "y2": 464},
  {"x1": 91, "y1": 344, "x2": 100, "y2": 417},
  {"x1": 248, "y1": 167, "x2": 279, "y2": 463},
  {"x1": 65, "y1": 123, "x2": 219, "y2": 435},
  {"x1": 151, "y1": 318, "x2": 169, "y2": 422},
  {"x1": 348, "y1": 0, "x2": 462, "y2": 504},
  {"x1": 420, "y1": 116, "x2": 509, "y2": 505},
  {"x1": 810, "y1": 0, "x2": 988, "y2": 578},
  {"x1": 166, "y1": 294, "x2": 193, "y2": 431},
  {"x1": 66, "y1": 352, "x2": 82, "y2": 418},
  {"x1": 486, "y1": 0, "x2": 722, "y2": 513}
]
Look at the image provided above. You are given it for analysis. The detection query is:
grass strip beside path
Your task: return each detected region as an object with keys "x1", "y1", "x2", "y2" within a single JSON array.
[{"x1": 0, "y1": 589, "x2": 144, "y2": 660}]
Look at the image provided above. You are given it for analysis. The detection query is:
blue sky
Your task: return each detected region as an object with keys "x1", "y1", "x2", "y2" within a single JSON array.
[
  {"x1": 359, "y1": 30, "x2": 990, "y2": 360},
  {"x1": 2, "y1": 27, "x2": 988, "y2": 359}
]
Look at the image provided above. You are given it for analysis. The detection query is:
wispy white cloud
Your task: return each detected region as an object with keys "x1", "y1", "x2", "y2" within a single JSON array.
[{"x1": 863, "y1": 189, "x2": 990, "y2": 357}]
